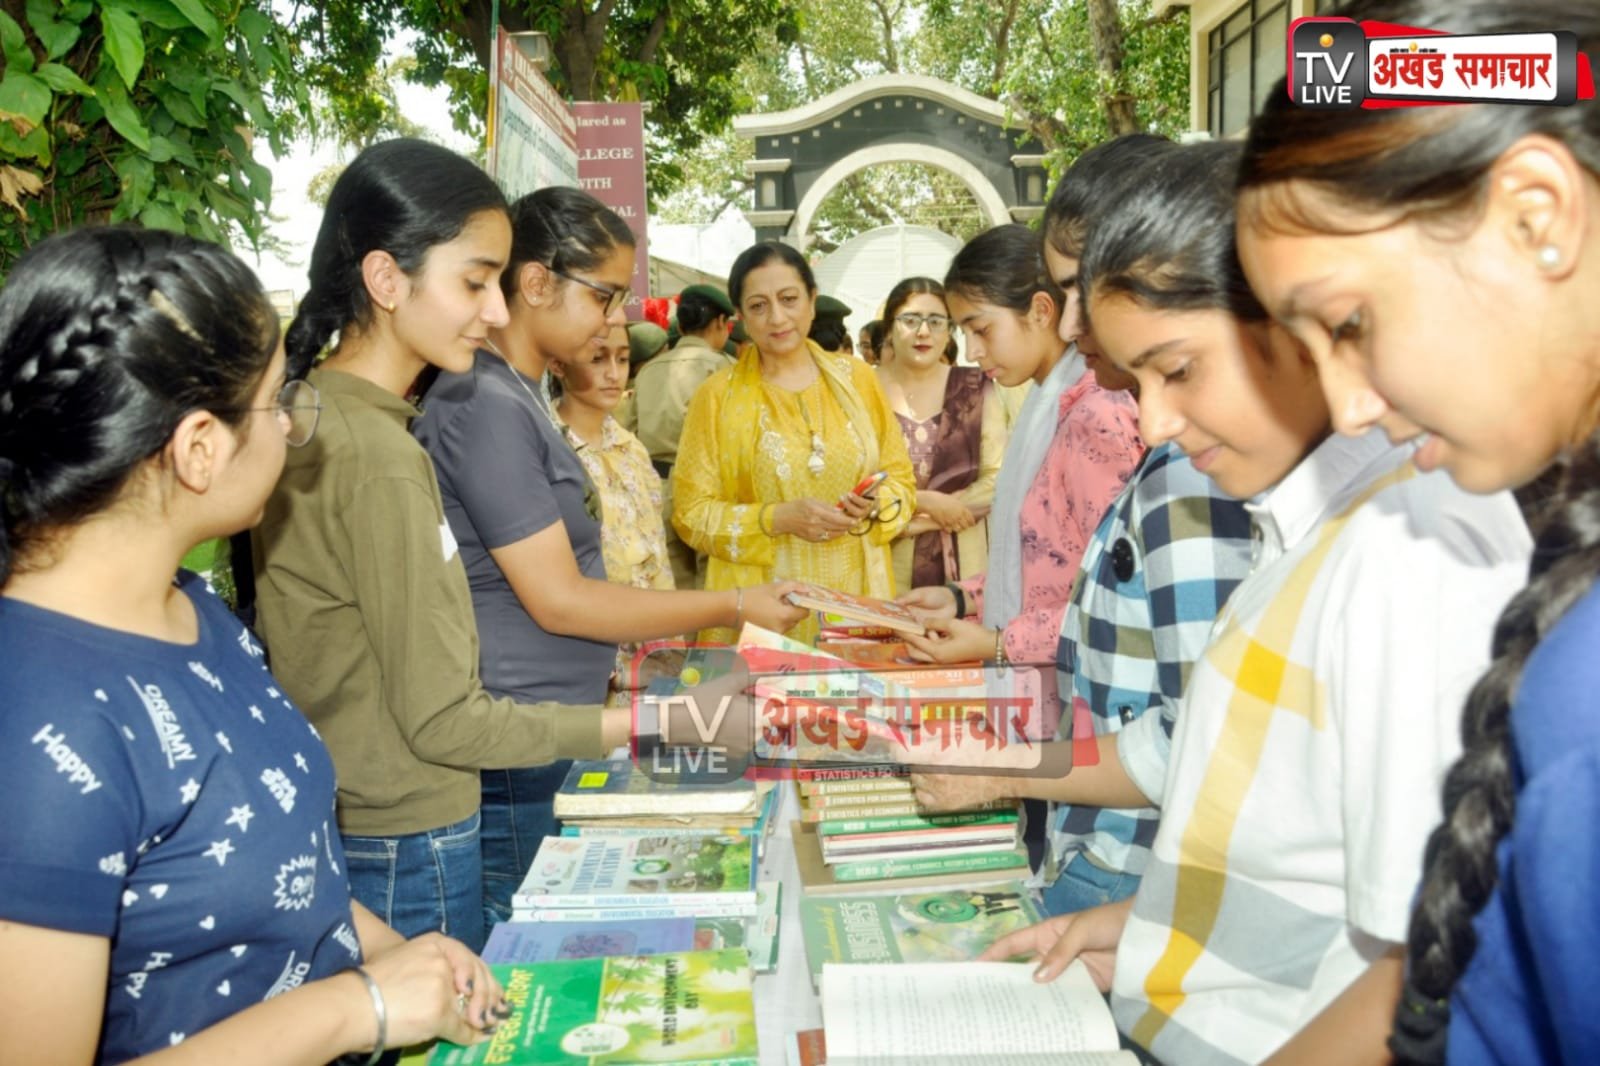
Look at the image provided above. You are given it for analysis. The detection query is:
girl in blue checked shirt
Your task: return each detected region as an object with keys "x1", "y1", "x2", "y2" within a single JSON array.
[
  {"x1": 979, "y1": 140, "x2": 1529, "y2": 1066},
  {"x1": 911, "y1": 135, "x2": 1256, "y2": 919},
  {"x1": 1237, "y1": 2, "x2": 1600, "y2": 1060},
  {"x1": 0, "y1": 228, "x2": 502, "y2": 1065}
]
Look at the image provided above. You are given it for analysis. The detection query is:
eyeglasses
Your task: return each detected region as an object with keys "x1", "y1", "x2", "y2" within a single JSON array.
[
  {"x1": 552, "y1": 268, "x2": 631, "y2": 317},
  {"x1": 895, "y1": 313, "x2": 952, "y2": 334},
  {"x1": 221, "y1": 379, "x2": 321, "y2": 447}
]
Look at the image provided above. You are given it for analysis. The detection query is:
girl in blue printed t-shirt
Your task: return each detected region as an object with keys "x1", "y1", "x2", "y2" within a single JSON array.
[{"x1": 0, "y1": 228, "x2": 504, "y2": 1065}]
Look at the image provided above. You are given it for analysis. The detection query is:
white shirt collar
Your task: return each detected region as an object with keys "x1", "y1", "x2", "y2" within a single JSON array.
[{"x1": 1246, "y1": 429, "x2": 1412, "y2": 563}]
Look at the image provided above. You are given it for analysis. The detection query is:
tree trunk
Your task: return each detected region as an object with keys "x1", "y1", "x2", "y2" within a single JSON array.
[
  {"x1": 869, "y1": 0, "x2": 899, "y2": 72},
  {"x1": 1085, "y1": 0, "x2": 1139, "y2": 135}
]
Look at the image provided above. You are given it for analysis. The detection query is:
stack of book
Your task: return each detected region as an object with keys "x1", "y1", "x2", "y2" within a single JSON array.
[
  {"x1": 791, "y1": 765, "x2": 1029, "y2": 892},
  {"x1": 553, "y1": 758, "x2": 780, "y2": 855},
  {"x1": 509, "y1": 833, "x2": 782, "y2": 972}
]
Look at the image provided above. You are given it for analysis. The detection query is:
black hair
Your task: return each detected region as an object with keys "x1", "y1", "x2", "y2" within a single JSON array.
[
  {"x1": 1240, "y1": 1, "x2": 1600, "y2": 239},
  {"x1": 0, "y1": 227, "x2": 278, "y2": 582},
  {"x1": 501, "y1": 186, "x2": 637, "y2": 302},
  {"x1": 881, "y1": 277, "x2": 947, "y2": 325},
  {"x1": 808, "y1": 316, "x2": 849, "y2": 352},
  {"x1": 1078, "y1": 140, "x2": 1266, "y2": 324},
  {"x1": 943, "y1": 224, "x2": 1063, "y2": 316},
  {"x1": 727, "y1": 241, "x2": 817, "y2": 309},
  {"x1": 677, "y1": 290, "x2": 729, "y2": 334},
  {"x1": 1044, "y1": 134, "x2": 1179, "y2": 259},
  {"x1": 1239, "y1": 4, "x2": 1600, "y2": 1062},
  {"x1": 286, "y1": 138, "x2": 507, "y2": 376}
]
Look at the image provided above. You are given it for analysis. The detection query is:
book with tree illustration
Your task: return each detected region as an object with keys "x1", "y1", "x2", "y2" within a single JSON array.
[
  {"x1": 515, "y1": 835, "x2": 758, "y2": 913},
  {"x1": 819, "y1": 961, "x2": 1139, "y2": 1065},
  {"x1": 429, "y1": 950, "x2": 758, "y2": 1065},
  {"x1": 798, "y1": 883, "x2": 1043, "y2": 989}
]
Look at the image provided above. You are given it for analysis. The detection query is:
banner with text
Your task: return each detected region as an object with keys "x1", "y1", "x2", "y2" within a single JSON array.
[
  {"x1": 575, "y1": 102, "x2": 650, "y2": 317},
  {"x1": 488, "y1": 27, "x2": 578, "y2": 199}
]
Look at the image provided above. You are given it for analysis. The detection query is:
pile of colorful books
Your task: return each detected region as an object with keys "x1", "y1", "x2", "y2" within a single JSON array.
[
  {"x1": 791, "y1": 764, "x2": 1029, "y2": 893},
  {"x1": 488, "y1": 759, "x2": 782, "y2": 975}
]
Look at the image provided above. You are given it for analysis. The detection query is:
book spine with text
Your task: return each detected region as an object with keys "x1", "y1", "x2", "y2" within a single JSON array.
[
  {"x1": 831, "y1": 849, "x2": 1029, "y2": 882},
  {"x1": 816, "y1": 809, "x2": 1019, "y2": 836}
]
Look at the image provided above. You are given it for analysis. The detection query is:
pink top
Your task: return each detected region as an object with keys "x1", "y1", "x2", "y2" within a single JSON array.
[{"x1": 960, "y1": 375, "x2": 1143, "y2": 667}]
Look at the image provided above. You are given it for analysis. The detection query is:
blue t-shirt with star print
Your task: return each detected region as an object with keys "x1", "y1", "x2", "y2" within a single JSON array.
[{"x1": 0, "y1": 572, "x2": 359, "y2": 1063}]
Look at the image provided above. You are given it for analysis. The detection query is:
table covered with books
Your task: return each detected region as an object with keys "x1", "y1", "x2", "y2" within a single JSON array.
[{"x1": 417, "y1": 609, "x2": 1134, "y2": 1065}]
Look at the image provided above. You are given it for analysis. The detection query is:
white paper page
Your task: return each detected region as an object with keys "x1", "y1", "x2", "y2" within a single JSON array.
[{"x1": 820, "y1": 960, "x2": 1122, "y2": 1058}]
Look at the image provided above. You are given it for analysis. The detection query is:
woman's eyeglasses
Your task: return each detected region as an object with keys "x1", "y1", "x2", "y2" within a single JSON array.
[
  {"x1": 221, "y1": 379, "x2": 322, "y2": 447},
  {"x1": 895, "y1": 313, "x2": 952, "y2": 334},
  {"x1": 552, "y1": 268, "x2": 631, "y2": 317}
]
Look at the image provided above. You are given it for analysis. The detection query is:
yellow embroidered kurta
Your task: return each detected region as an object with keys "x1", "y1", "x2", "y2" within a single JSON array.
[
  {"x1": 672, "y1": 341, "x2": 916, "y2": 643},
  {"x1": 557, "y1": 413, "x2": 675, "y2": 680}
]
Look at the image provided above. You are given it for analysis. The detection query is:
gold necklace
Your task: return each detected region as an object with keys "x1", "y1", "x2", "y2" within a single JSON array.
[{"x1": 796, "y1": 386, "x2": 826, "y2": 476}]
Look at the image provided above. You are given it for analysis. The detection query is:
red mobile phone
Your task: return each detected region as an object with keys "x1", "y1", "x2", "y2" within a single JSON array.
[{"x1": 840, "y1": 470, "x2": 887, "y2": 507}]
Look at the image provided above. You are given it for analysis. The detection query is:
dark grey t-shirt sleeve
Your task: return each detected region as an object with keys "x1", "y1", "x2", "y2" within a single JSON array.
[{"x1": 430, "y1": 375, "x2": 563, "y2": 550}]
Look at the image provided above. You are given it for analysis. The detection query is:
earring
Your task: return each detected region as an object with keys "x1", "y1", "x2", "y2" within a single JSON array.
[{"x1": 1538, "y1": 244, "x2": 1561, "y2": 271}]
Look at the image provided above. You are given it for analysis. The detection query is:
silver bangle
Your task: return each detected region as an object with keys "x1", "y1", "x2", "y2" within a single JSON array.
[{"x1": 349, "y1": 965, "x2": 386, "y2": 1066}]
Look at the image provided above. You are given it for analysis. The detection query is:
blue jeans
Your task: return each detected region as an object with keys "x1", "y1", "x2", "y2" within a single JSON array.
[
  {"x1": 479, "y1": 762, "x2": 569, "y2": 930},
  {"x1": 1039, "y1": 851, "x2": 1142, "y2": 917},
  {"x1": 342, "y1": 810, "x2": 486, "y2": 954}
]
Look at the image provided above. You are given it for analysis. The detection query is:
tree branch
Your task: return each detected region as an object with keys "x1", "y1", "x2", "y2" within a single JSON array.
[
  {"x1": 869, "y1": 0, "x2": 899, "y2": 72},
  {"x1": 990, "y1": 0, "x2": 1022, "y2": 91},
  {"x1": 639, "y1": 8, "x2": 670, "y2": 66}
]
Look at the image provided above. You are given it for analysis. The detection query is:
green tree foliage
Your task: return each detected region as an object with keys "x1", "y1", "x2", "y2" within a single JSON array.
[
  {"x1": 283, "y1": 0, "x2": 801, "y2": 200},
  {"x1": 655, "y1": 0, "x2": 1188, "y2": 249},
  {"x1": 0, "y1": 0, "x2": 309, "y2": 276}
]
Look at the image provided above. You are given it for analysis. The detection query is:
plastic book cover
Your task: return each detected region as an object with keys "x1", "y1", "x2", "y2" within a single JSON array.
[
  {"x1": 798, "y1": 883, "x2": 1043, "y2": 988},
  {"x1": 481, "y1": 917, "x2": 697, "y2": 964},
  {"x1": 780, "y1": 582, "x2": 926, "y2": 635},
  {"x1": 515, "y1": 834, "x2": 757, "y2": 910},
  {"x1": 555, "y1": 759, "x2": 759, "y2": 819},
  {"x1": 428, "y1": 950, "x2": 758, "y2": 1065}
]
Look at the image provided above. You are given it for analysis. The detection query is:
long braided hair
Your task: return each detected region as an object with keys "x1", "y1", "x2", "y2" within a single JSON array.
[
  {"x1": 1239, "y1": 2, "x2": 1600, "y2": 1059},
  {"x1": 0, "y1": 227, "x2": 278, "y2": 584}
]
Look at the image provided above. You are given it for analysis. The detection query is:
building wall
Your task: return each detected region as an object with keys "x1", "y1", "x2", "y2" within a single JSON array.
[{"x1": 1159, "y1": 0, "x2": 1326, "y2": 135}]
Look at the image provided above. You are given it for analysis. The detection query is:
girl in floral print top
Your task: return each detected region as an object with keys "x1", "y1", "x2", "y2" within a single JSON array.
[{"x1": 0, "y1": 228, "x2": 503, "y2": 1065}]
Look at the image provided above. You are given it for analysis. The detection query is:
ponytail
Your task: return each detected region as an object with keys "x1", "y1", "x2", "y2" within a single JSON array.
[{"x1": 289, "y1": 138, "x2": 508, "y2": 374}]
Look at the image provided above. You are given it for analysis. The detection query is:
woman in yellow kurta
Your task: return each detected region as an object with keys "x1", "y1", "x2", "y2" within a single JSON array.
[{"x1": 673, "y1": 241, "x2": 916, "y2": 643}]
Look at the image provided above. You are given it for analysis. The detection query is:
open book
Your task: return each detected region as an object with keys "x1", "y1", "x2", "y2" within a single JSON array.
[{"x1": 819, "y1": 960, "x2": 1139, "y2": 1065}]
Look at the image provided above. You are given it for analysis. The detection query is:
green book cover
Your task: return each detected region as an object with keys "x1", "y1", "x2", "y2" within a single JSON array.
[
  {"x1": 831, "y1": 847, "x2": 1029, "y2": 882},
  {"x1": 798, "y1": 883, "x2": 1043, "y2": 988},
  {"x1": 429, "y1": 950, "x2": 758, "y2": 1065},
  {"x1": 816, "y1": 809, "x2": 1020, "y2": 837}
]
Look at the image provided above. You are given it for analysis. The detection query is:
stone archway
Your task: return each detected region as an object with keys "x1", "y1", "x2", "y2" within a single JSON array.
[{"x1": 732, "y1": 73, "x2": 1049, "y2": 250}]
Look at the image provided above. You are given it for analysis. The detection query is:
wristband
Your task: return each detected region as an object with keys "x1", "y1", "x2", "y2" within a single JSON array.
[
  {"x1": 348, "y1": 965, "x2": 386, "y2": 1066},
  {"x1": 944, "y1": 582, "x2": 967, "y2": 619}
]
